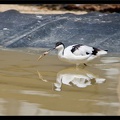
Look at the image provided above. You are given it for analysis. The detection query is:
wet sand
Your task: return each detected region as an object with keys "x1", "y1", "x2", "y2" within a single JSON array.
[{"x1": 0, "y1": 48, "x2": 120, "y2": 116}]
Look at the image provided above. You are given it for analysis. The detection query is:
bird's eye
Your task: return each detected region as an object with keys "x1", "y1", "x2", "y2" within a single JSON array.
[{"x1": 86, "y1": 52, "x2": 89, "y2": 55}]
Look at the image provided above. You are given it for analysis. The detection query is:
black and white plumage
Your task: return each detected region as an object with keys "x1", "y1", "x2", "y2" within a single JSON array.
[{"x1": 54, "y1": 42, "x2": 108, "y2": 66}]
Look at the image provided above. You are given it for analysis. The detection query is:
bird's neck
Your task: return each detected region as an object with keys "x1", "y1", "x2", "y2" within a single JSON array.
[{"x1": 57, "y1": 48, "x2": 65, "y2": 58}]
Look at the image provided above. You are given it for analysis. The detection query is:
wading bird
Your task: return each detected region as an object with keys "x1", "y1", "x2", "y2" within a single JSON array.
[{"x1": 38, "y1": 42, "x2": 108, "y2": 67}]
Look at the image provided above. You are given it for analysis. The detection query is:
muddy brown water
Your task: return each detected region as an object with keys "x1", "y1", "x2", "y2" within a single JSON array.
[{"x1": 0, "y1": 48, "x2": 120, "y2": 116}]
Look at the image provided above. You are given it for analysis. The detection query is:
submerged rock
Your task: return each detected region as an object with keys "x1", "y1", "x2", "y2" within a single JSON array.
[{"x1": 0, "y1": 10, "x2": 120, "y2": 53}]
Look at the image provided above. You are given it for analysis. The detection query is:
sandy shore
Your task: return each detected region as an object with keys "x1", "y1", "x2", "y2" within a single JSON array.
[{"x1": 0, "y1": 4, "x2": 87, "y2": 14}]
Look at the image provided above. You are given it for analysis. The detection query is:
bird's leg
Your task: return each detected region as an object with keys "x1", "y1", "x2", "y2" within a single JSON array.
[
  {"x1": 84, "y1": 63, "x2": 87, "y2": 66},
  {"x1": 80, "y1": 63, "x2": 87, "y2": 69},
  {"x1": 76, "y1": 64, "x2": 79, "y2": 70}
]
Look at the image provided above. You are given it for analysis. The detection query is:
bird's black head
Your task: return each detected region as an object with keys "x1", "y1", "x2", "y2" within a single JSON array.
[
  {"x1": 55, "y1": 42, "x2": 64, "y2": 47},
  {"x1": 55, "y1": 42, "x2": 65, "y2": 48}
]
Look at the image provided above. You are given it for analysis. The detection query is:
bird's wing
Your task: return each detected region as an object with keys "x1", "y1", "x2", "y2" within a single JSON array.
[{"x1": 71, "y1": 45, "x2": 94, "y2": 56}]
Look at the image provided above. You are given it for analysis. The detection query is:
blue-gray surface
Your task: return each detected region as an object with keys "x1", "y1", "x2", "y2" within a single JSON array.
[{"x1": 0, "y1": 10, "x2": 120, "y2": 53}]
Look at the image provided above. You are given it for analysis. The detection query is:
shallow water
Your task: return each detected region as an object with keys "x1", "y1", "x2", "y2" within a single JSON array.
[{"x1": 0, "y1": 48, "x2": 120, "y2": 116}]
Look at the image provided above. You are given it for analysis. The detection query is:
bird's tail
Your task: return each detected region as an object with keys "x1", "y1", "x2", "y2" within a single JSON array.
[{"x1": 97, "y1": 50, "x2": 108, "y2": 56}]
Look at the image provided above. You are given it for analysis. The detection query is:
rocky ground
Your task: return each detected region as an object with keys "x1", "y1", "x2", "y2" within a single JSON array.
[{"x1": 37, "y1": 4, "x2": 120, "y2": 13}]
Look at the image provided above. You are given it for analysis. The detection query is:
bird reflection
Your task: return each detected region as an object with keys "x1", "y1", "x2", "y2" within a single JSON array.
[
  {"x1": 54, "y1": 67, "x2": 106, "y2": 91},
  {"x1": 37, "y1": 67, "x2": 106, "y2": 91}
]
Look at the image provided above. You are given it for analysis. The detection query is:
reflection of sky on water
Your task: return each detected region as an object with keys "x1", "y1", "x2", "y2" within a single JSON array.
[
  {"x1": 102, "y1": 68, "x2": 119, "y2": 79},
  {"x1": 0, "y1": 98, "x2": 82, "y2": 116},
  {"x1": 100, "y1": 57, "x2": 120, "y2": 64},
  {"x1": 18, "y1": 90, "x2": 59, "y2": 97}
]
